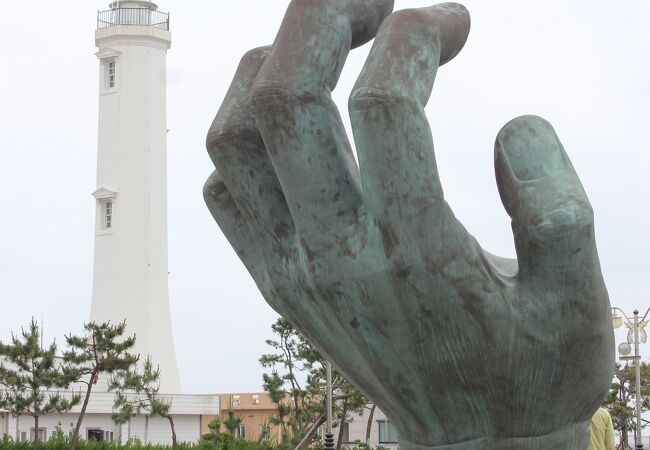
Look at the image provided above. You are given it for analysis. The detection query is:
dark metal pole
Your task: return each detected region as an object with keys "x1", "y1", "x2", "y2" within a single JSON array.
[
  {"x1": 324, "y1": 362, "x2": 335, "y2": 450},
  {"x1": 634, "y1": 310, "x2": 644, "y2": 449}
]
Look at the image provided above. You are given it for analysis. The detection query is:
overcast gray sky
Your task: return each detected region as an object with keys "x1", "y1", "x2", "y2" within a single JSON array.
[{"x1": 0, "y1": 0, "x2": 648, "y2": 394}]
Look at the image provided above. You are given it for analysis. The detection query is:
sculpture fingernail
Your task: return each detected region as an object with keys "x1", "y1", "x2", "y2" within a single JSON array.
[{"x1": 496, "y1": 115, "x2": 567, "y2": 182}]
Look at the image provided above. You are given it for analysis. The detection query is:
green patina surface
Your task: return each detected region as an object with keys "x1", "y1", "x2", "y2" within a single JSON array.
[{"x1": 203, "y1": 2, "x2": 614, "y2": 449}]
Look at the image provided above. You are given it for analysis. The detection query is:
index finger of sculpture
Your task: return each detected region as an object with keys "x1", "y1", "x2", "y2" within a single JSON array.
[
  {"x1": 250, "y1": 0, "x2": 393, "y2": 239},
  {"x1": 207, "y1": 47, "x2": 296, "y2": 263},
  {"x1": 494, "y1": 116, "x2": 599, "y2": 284},
  {"x1": 349, "y1": 3, "x2": 470, "y2": 241}
]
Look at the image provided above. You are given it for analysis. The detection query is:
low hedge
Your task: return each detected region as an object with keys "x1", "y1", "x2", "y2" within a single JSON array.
[{"x1": 0, "y1": 432, "x2": 310, "y2": 450}]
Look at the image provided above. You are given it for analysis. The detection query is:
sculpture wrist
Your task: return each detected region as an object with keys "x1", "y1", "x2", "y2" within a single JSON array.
[{"x1": 399, "y1": 422, "x2": 590, "y2": 450}]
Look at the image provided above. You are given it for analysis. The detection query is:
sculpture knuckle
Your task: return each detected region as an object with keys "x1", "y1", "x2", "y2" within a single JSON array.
[
  {"x1": 205, "y1": 128, "x2": 231, "y2": 153},
  {"x1": 382, "y1": 8, "x2": 428, "y2": 29},
  {"x1": 529, "y1": 201, "x2": 594, "y2": 238},
  {"x1": 206, "y1": 123, "x2": 256, "y2": 159},
  {"x1": 349, "y1": 86, "x2": 413, "y2": 110},
  {"x1": 250, "y1": 83, "x2": 296, "y2": 110},
  {"x1": 202, "y1": 173, "x2": 227, "y2": 203},
  {"x1": 240, "y1": 46, "x2": 271, "y2": 66}
]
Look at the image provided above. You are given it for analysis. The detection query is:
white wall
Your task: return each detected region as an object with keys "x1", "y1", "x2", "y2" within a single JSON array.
[
  {"x1": 2, "y1": 412, "x2": 203, "y2": 445},
  {"x1": 5, "y1": 413, "x2": 118, "y2": 442},
  {"x1": 129, "y1": 415, "x2": 199, "y2": 445},
  {"x1": 1, "y1": 412, "x2": 8, "y2": 437},
  {"x1": 0, "y1": 382, "x2": 218, "y2": 444}
]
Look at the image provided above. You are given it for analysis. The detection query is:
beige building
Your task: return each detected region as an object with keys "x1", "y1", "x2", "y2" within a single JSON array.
[
  {"x1": 200, "y1": 393, "x2": 282, "y2": 442},
  {"x1": 199, "y1": 393, "x2": 400, "y2": 449}
]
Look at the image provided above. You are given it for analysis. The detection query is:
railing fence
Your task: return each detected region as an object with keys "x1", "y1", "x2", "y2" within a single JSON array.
[{"x1": 97, "y1": 8, "x2": 169, "y2": 31}]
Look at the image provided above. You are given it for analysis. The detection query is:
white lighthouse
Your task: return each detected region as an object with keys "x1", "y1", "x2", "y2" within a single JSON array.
[{"x1": 90, "y1": 0, "x2": 180, "y2": 393}]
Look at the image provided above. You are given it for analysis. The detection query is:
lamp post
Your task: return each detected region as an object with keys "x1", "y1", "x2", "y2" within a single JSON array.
[
  {"x1": 324, "y1": 361, "x2": 335, "y2": 450},
  {"x1": 612, "y1": 307, "x2": 650, "y2": 450}
]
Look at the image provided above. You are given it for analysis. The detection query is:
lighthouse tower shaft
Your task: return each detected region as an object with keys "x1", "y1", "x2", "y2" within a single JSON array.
[{"x1": 91, "y1": 1, "x2": 180, "y2": 393}]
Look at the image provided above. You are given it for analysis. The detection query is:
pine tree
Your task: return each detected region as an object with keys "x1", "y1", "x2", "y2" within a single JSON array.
[
  {"x1": 604, "y1": 362, "x2": 650, "y2": 448},
  {"x1": 260, "y1": 317, "x2": 371, "y2": 450},
  {"x1": 222, "y1": 404, "x2": 243, "y2": 436},
  {"x1": 109, "y1": 357, "x2": 178, "y2": 450},
  {"x1": 0, "y1": 319, "x2": 81, "y2": 450},
  {"x1": 63, "y1": 320, "x2": 138, "y2": 450}
]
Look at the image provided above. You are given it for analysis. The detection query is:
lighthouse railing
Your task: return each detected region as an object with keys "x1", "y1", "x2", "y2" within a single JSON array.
[{"x1": 97, "y1": 8, "x2": 170, "y2": 31}]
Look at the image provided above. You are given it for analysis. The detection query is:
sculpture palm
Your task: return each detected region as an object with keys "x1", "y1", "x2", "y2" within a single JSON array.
[{"x1": 203, "y1": 2, "x2": 614, "y2": 448}]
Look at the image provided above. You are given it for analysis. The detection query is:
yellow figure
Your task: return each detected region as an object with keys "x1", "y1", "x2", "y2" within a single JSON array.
[{"x1": 589, "y1": 407, "x2": 615, "y2": 450}]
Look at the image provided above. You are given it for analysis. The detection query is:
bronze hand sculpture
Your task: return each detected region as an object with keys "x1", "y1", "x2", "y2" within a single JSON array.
[{"x1": 204, "y1": 2, "x2": 614, "y2": 448}]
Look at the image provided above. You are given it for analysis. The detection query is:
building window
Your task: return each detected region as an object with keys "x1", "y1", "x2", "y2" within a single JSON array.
[
  {"x1": 378, "y1": 420, "x2": 398, "y2": 444},
  {"x1": 232, "y1": 395, "x2": 240, "y2": 406},
  {"x1": 104, "y1": 431, "x2": 114, "y2": 442},
  {"x1": 19, "y1": 431, "x2": 28, "y2": 442},
  {"x1": 235, "y1": 425, "x2": 245, "y2": 439},
  {"x1": 103, "y1": 201, "x2": 113, "y2": 230},
  {"x1": 87, "y1": 428, "x2": 104, "y2": 441},
  {"x1": 107, "y1": 61, "x2": 116, "y2": 88},
  {"x1": 30, "y1": 428, "x2": 47, "y2": 441},
  {"x1": 251, "y1": 394, "x2": 259, "y2": 405},
  {"x1": 92, "y1": 188, "x2": 117, "y2": 233}
]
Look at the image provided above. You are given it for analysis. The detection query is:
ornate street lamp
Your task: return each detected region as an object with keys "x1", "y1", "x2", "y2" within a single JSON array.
[{"x1": 612, "y1": 307, "x2": 650, "y2": 450}]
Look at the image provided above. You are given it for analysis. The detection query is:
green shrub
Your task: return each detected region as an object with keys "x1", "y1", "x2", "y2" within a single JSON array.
[{"x1": 0, "y1": 434, "x2": 294, "y2": 450}]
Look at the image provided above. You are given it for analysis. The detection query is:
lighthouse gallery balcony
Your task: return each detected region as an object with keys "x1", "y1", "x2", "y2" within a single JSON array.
[{"x1": 97, "y1": 8, "x2": 169, "y2": 31}]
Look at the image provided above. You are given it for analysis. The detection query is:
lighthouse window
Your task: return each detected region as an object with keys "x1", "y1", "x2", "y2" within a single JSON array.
[
  {"x1": 107, "y1": 61, "x2": 116, "y2": 88},
  {"x1": 104, "y1": 201, "x2": 113, "y2": 230}
]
